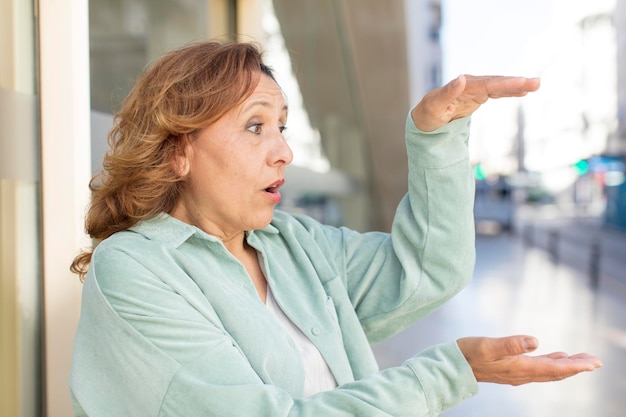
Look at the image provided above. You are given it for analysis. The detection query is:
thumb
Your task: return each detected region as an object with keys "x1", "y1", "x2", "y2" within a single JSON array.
[
  {"x1": 448, "y1": 74, "x2": 466, "y2": 96},
  {"x1": 437, "y1": 74, "x2": 466, "y2": 104},
  {"x1": 486, "y1": 335, "x2": 539, "y2": 359}
]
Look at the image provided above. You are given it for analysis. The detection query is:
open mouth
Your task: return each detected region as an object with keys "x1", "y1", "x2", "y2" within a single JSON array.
[
  {"x1": 264, "y1": 178, "x2": 285, "y2": 203},
  {"x1": 265, "y1": 178, "x2": 285, "y2": 193},
  {"x1": 265, "y1": 184, "x2": 280, "y2": 193}
]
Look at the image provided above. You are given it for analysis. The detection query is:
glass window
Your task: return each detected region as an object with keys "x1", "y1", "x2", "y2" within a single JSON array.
[
  {"x1": 89, "y1": 0, "x2": 235, "y2": 173},
  {"x1": 0, "y1": 1, "x2": 41, "y2": 416}
]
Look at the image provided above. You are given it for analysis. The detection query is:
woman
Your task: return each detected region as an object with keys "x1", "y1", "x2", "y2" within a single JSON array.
[{"x1": 70, "y1": 41, "x2": 600, "y2": 416}]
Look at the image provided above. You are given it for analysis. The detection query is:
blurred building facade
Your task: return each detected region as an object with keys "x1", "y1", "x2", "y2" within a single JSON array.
[
  {"x1": 617, "y1": 0, "x2": 626, "y2": 149},
  {"x1": 612, "y1": 0, "x2": 626, "y2": 228},
  {"x1": 272, "y1": 0, "x2": 442, "y2": 231},
  {"x1": 1, "y1": 2, "x2": 39, "y2": 417},
  {"x1": 0, "y1": 1, "x2": 441, "y2": 416}
]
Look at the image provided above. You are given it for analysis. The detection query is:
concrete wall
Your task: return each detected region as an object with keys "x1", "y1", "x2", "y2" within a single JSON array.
[{"x1": 273, "y1": 0, "x2": 413, "y2": 231}]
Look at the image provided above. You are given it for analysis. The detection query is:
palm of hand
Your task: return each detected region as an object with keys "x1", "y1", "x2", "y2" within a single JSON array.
[{"x1": 458, "y1": 336, "x2": 602, "y2": 386}]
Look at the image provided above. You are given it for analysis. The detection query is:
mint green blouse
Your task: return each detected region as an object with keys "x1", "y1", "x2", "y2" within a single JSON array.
[{"x1": 70, "y1": 114, "x2": 478, "y2": 416}]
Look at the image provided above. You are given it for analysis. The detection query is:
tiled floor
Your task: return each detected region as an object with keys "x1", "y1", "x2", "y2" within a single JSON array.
[{"x1": 372, "y1": 233, "x2": 626, "y2": 417}]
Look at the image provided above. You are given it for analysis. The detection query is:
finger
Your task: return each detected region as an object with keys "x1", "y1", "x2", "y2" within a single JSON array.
[
  {"x1": 461, "y1": 75, "x2": 540, "y2": 98},
  {"x1": 541, "y1": 352, "x2": 603, "y2": 369},
  {"x1": 481, "y1": 335, "x2": 539, "y2": 360},
  {"x1": 545, "y1": 357, "x2": 601, "y2": 377},
  {"x1": 568, "y1": 353, "x2": 603, "y2": 368},
  {"x1": 483, "y1": 76, "x2": 541, "y2": 98},
  {"x1": 528, "y1": 354, "x2": 602, "y2": 375},
  {"x1": 502, "y1": 354, "x2": 601, "y2": 385},
  {"x1": 448, "y1": 74, "x2": 467, "y2": 98},
  {"x1": 546, "y1": 352, "x2": 570, "y2": 359},
  {"x1": 410, "y1": 75, "x2": 467, "y2": 131},
  {"x1": 422, "y1": 74, "x2": 467, "y2": 114}
]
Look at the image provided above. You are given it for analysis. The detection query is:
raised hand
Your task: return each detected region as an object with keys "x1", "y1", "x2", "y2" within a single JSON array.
[
  {"x1": 411, "y1": 74, "x2": 541, "y2": 132},
  {"x1": 457, "y1": 335, "x2": 602, "y2": 386}
]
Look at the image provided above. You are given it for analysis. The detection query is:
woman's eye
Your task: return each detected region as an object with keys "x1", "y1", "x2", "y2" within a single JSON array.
[
  {"x1": 246, "y1": 123, "x2": 262, "y2": 134},
  {"x1": 246, "y1": 123, "x2": 287, "y2": 135}
]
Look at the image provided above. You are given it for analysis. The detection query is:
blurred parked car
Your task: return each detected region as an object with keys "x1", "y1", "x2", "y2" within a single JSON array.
[{"x1": 474, "y1": 176, "x2": 513, "y2": 233}]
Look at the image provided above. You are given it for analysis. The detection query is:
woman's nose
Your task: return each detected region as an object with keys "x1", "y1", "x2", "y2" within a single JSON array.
[{"x1": 271, "y1": 132, "x2": 293, "y2": 166}]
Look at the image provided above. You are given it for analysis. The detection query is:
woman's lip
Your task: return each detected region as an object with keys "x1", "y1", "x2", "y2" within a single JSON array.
[
  {"x1": 264, "y1": 189, "x2": 282, "y2": 203},
  {"x1": 263, "y1": 178, "x2": 285, "y2": 203},
  {"x1": 265, "y1": 178, "x2": 285, "y2": 189}
]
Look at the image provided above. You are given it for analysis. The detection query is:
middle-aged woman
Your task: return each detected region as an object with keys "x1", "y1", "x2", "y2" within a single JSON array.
[{"x1": 69, "y1": 41, "x2": 601, "y2": 417}]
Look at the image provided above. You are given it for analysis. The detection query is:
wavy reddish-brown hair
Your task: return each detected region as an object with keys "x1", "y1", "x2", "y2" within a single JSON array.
[{"x1": 71, "y1": 40, "x2": 276, "y2": 279}]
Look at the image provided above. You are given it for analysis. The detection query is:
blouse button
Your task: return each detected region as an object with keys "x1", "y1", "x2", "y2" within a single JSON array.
[{"x1": 311, "y1": 327, "x2": 321, "y2": 336}]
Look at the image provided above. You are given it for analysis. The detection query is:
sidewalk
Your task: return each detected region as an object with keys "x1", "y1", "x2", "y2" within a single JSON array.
[
  {"x1": 513, "y1": 203, "x2": 626, "y2": 290},
  {"x1": 373, "y1": 232, "x2": 626, "y2": 417}
]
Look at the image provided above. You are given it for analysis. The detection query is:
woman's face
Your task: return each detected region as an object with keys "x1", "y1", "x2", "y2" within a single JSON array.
[{"x1": 171, "y1": 74, "x2": 293, "y2": 240}]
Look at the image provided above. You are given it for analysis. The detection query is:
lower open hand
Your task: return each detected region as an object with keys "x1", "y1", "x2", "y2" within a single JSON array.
[{"x1": 457, "y1": 335, "x2": 602, "y2": 386}]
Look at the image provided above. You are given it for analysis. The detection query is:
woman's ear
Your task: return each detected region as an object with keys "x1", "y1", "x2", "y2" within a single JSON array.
[{"x1": 172, "y1": 141, "x2": 191, "y2": 177}]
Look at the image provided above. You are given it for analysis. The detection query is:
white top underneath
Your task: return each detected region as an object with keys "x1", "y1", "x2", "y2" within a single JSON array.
[{"x1": 265, "y1": 287, "x2": 337, "y2": 397}]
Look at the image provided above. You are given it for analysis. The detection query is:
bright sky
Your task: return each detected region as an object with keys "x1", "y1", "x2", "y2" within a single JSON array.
[
  {"x1": 441, "y1": 0, "x2": 617, "y2": 185},
  {"x1": 440, "y1": 0, "x2": 561, "y2": 172},
  {"x1": 441, "y1": 0, "x2": 556, "y2": 80}
]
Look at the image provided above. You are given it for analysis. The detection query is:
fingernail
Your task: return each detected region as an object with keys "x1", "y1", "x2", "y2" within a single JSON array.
[{"x1": 523, "y1": 337, "x2": 538, "y2": 351}]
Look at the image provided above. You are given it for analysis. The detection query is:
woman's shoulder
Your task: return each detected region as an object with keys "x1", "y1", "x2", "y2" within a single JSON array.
[
  {"x1": 96, "y1": 213, "x2": 199, "y2": 251},
  {"x1": 88, "y1": 217, "x2": 194, "y2": 293},
  {"x1": 93, "y1": 226, "x2": 151, "y2": 258},
  {"x1": 90, "y1": 215, "x2": 183, "y2": 268}
]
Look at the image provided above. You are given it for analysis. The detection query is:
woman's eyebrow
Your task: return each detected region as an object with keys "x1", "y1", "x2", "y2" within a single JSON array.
[{"x1": 241, "y1": 100, "x2": 287, "y2": 113}]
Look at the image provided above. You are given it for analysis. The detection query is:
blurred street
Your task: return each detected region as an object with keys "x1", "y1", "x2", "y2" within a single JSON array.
[
  {"x1": 372, "y1": 232, "x2": 626, "y2": 417},
  {"x1": 515, "y1": 204, "x2": 626, "y2": 288}
]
